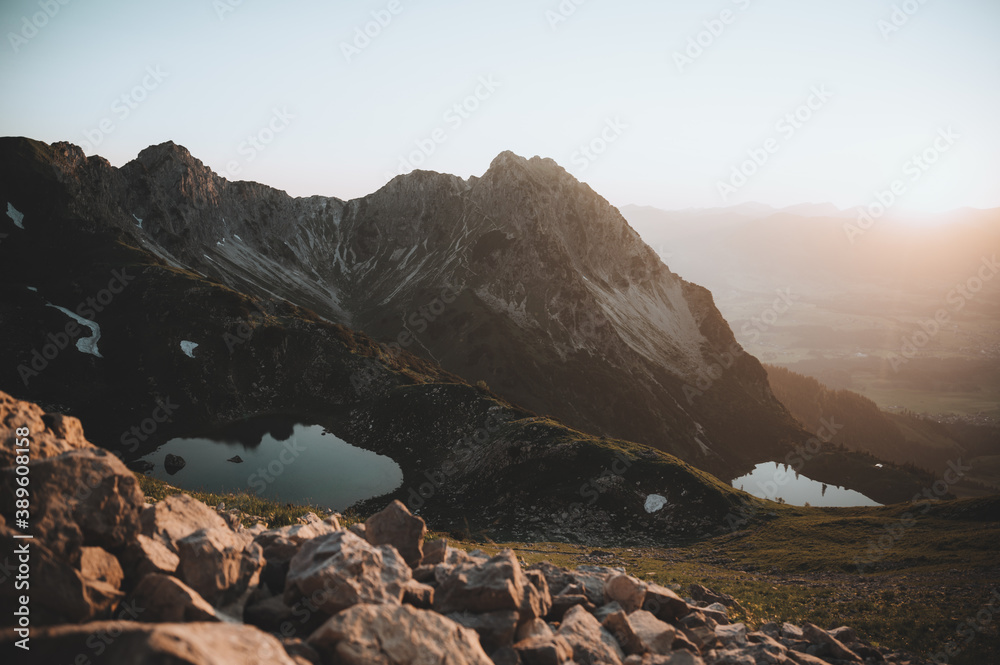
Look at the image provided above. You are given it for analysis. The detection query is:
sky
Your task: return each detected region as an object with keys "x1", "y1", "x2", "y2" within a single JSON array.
[{"x1": 1, "y1": 0, "x2": 999, "y2": 214}]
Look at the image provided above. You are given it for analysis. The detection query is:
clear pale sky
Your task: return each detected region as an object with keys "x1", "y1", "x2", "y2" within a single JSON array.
[{"x1": 2, "y1": 0, "x2": 998, "y2": 213}]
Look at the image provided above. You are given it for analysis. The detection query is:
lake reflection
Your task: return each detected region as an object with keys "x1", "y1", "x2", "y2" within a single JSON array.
[{"x1": 731, "y1": 462, "x2": 881, "y2": 507}]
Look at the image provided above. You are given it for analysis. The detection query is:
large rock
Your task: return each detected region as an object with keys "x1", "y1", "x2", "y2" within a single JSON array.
[
  {"x1": 514, "y1": 634, "x2": 575, "y2": 665},
  {"x1": 604, "y1": 574, "x2": 646, "y2": 614},
  {"x1": 0, "y1": 526, "x2": 122, "y2": 627},
  {"x1": 642, "y1": 582, "x2": 690, "y2": 622},
  {"x1": 255, "y1": 519, "x2": 341, "y2": 549},
  {"x1": 284, "y1": 530, "x2": 411, "y2": 615},
  {"x1": 175, "y1": 526, "x2": 263, "y2": 606},
  {"x1": 434, "y1": 549, "x2": 527, "y2": 614},
  {"x1": 141, "y1": 494, "x2": 229, "y2": 552},
  {"x1": 0, "y1": 621, "x2": 301, "y2": 664},
  {"x1": 0, "y1": 448, "x2": 143, "y2": 563},
  {"x1": 126, "y1": 573, "x2": 220, "y2": 622},
  {"x1": 557, "y1": 605, "x2": 624, "y2": 665},
  {"x1": 364, "y1": 499, "x2": 427, "y2": 567},
  {"x1": 801, "y1": 623, "x2": 863, "y2": 664},
  {"x1": 447, "y1": 610, "x2": 519, "y2": 653},
  {"x1": 79, "y1": 546, "x2": 124, "y2": 590},
  {"x1": 0, "y1": 391, "x2": 93, "y2": 467},
  {"x1": 308, "y1": 603, "x2": 493, "y2": 665},
  {"x1": 121, "y1": 533, "x2": 181, "y2": 582},
  {"x1": 603, "y1": 609, "x2": 675, "y2": 655}
]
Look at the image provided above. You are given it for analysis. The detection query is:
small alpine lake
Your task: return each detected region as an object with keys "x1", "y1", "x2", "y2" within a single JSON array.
[{"x1": 731, "y1": 462, "x2": 881, "y2": 507}]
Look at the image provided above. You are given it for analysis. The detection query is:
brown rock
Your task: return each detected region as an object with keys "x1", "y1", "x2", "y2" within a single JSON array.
[
  {"x1": 79, "y1": 546, "x2": 124, "y2": 589},
  {"x1": 802, "y1": 623, "x2": 863, "y2": 664},
  {"x1": 548, "y1": 594, "x2": 596, "y2": 620},
  {"x1": 1, "y1": 620, "x2": 300, "y2": 664},
  {"x1": 175, "y1": 527, "x2": 264, "y2": 606},
  {"x1": 434, "y1": 549, "x2": 527, "y2": 614},
  {"x1": 284, "y1": 530, "x2": 411, "y2": 615},
  {"x1": 421, "y1": 537, "x2": 448, "y2": 565},
  {"x1": 448, "y1": 610, "x2": 520, "y2": 653},
  {"x1": 0, "y1": 449, "x2": 143, "y2": 563},
  {"x1": 126, "y1": 573, "x2": 219, "y2": 622},
  {"x1": 557, "y1": 604, "x2": 624, "y2": 665},
  {"x1": 642, "y1": 582, "x2": 690, "y2": 622},
  {"x1": 364, "y1": 500, "x2": 427, "y2": 567},
  {"x1": 514, "y1": 634, "x2": 575, "y2": 665},
  {"x1": 402, "y1": 579, "x2": 435, "y2": 608},
  {"x1": 121, "y1": 533, "x2": 180, "y2": 581},
  {"x1": 141, "y1": 494, "x2": 229, "y2": 552},
  {"x1": 517, "y1": 618, "x2": 554, "y2": 642},
  {"x1": 0, "y1": 392, "x2": 92, "y2": 467},
  {"x1": 604, "y1": 574, "x2": 646, "y2": 613},
  {"x1": 603, "y1": 609, "x2": 676, "y2": 655},
  {"x1": 245, "y1": 594, "x2": 295, "y2": 633},
  {"x1": 308, "y1": 603, "x2": 493, "y2": 665}
]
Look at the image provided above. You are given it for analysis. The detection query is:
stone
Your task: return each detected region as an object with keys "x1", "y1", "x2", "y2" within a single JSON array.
[
  {"x1": 79, "y1": 546, "x2": 124, "y2": 589},
  {"x1": 521, "y1": 571, "x2": 552, "y2": 623},
  {"x1": 141, "y1": 494, "x2": 229, "y2": 552},
  {"x1": 284, "y1": 530, "x2": 411, "y2": 615},
  {"x1": 348, "y1": 522, "x2": 367, "y2": 538},
  {"x1": 672, "y1": 632, "x2": 700, "y2": 653},
  {"x1": 175, "y1": 526, "x2": 264, "y2": 606},
  {"x1": 364, "y1": 499, "x2": 427, "y2": 567},
  {"x1": 594, "y1": 601, "x2": 626, "y2": 622},
  {"x1": 255, "y1": 519, "x2": 341, "y2": 549},
  {"x1": 645, "y1": 653, "x2": 706, "y2": 665},
  {"x1": 557, "y1": 605, "x2": 624, "y2": 665},
  {"x1": 715, "y1": 622, "x2": 748, "y2": 647},
  {"x1": 603, "y1": 610, "x2": 676, "y2": 655},
  {"x1": 245, "y1": 594, "x2": 296, "y2": 633},
  {"x1": 516, "y1": 618, "x2": 554, "y2": 642},
  {"x1": 700, "y1": 602, "x2": 729, "y2": 625},
  {"x1": 434, "y1": 549, "x2": 527, "y2": 614},
  {"x1": 0, "y1": 526, "x2": 121, "y2": 626},
  {"x1": 121, "y1": 533, "x2": 180, "y2": 581},
  {"x1": 548, "y1": 593, "x2": 595, "y2": 620},
  {"x1": 421, "y1": 537, "x2": 448, "y2": 565},
  {"x1": 801, "y1": 623, "x2": 863, "y2": 664},
  {"x1": 126, "y1": 573, "x2": 220, "y2": 622},
  {"x1": 307, "y1": 603, "x2": 493, "y2": 665},
  {"x1": 828, "y1": 625, "x2": 858, "y2": 644},
  {"x1": 2, "y1": 620, "x2": 300, "y2": 664},
  {"x1": 604, "y1": 574, "x2": 646, "y2": 613},
  {"x1": 643, "y1": 582, "x2": 690, "y2": 622},
  {"x1": 447, "y1": 610, "x2": 519, "y2": 653},
  {"x1": 514, "y1": 634, "x2": 575, "y2": 665},
  {"x1": 780, "y1": 623, "x2": 804, "y2": 640},
  {"x1": 689, "y1": 583, "x2": 741, "y2": 610},
  {"x1": 164, "y1": 453, "x2": 186, "y2": 474},
  {"x1": 402, "y1": 579, "x2": 435, "y2": 608},
  {"x1": 0, "y1": 392, "x2": 92, "y2": 467},
  {"x1": 0, "y1": 448, "x2": 143, "y2": 563},
  {"x1": 680, "y1": 625, "x2": 719, "y2": 652}
]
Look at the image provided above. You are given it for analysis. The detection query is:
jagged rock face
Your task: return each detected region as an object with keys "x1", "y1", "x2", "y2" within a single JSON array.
[{"x1": 0, "y1": 137, "x2": 800, "y2": 478}]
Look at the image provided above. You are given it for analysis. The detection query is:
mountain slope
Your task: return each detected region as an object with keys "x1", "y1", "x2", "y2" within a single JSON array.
[{"x1": 0, "y1": 138, "x2": 804, "y2": 479}]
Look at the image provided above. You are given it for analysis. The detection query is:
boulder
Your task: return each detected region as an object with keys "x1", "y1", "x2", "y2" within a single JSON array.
[
  {"x1": 548, "y1": 593, "x2": 595, "y2": 620},
  {"x1": 514, "y1": 634, "x2": 575, "y2": 665},
  {"x1": 0, "y1": 392, "x2": 93, "y2": 467},
  {"x1": 0, "y1": 449, "x2": 143, "y2": 563},
  {"x1": 715, "y1": 622, "x2": 748, "y2": 647},
  {"x1": 0, "y1": 526, "x2": 121, "y2": 626},
  {"x1": 604, "y1": 574, "x2": 646, "y2": 613},
  {"x1": 245, "y1": 594, "x2": 296, "y2": 633},
  {"x1": 644, "y1": 652, "x2": 706, "y2": 665},
  {"x1": 642, "y1": 582, "x2": 690, "y2": 622},
  {"x1": 0, "y1": 621, "x2": 300, "y2": 664},
  {"x1": 255, "y1": 519, "x2": 340, "y2": 549},
  {"x1": 801, "y1": 623, "x2": 863, "y2": 664},
  {"x1": 434, "y1": 549, "x2": 527, "y2": 614},
  {"x1": 521, "y1": 571, "x2": 552, "y2": 623},
  {"x1": 79, "y1": 546, "x2": 124, "y2": 590},
  {"x1": 603, "y1": 609, "x2": 676, "y2": 655},
  {"x1": 126, "y1": 573, "x2": 220, "y2": 622},
  {"x1": 557, "y1": 604, "x2": 624, "y2": 665},
  {"x1": 121, "y1": 533, "x2": 180, "y2": 581},
  {"x1": 516, "y1": 618, "x2": 554, "y2": 642},
  {"x1": 284, "y1": 530, "x2": 411, "y2": 615},
  {"x1": 164, "y1": 453, "x2": 186, "y2": 474},
  {"x1": 402, "y1": 580, "x2": 435, "y2": 608},
  {"x1": 175, "y1": 527, "x2": 264, "y2": 606},
  {"x1": 364, "y1": 499, "x2": 427, "y2": 567},
  {"x1": 689, "y1": 583, "x2": 742, "y2": 610},
  {"x1": 141, "y1": 494, "x2": 229, "y2": 552},
  {"x1": 421, "y1": 537, "x2": 448, "y2": 565},
  {"x1": 307, "y1": 603, "x2": 493, "y2": 665},
  {"x1": 447, "y1": 610, "x2": 519, "y2": 653},
  {"x1": 780, "y1": 623, "x2": 804, "y2": 640}
]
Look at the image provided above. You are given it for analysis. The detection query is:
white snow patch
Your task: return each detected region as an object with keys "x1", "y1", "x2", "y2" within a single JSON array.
[
  {"x1": 26, "y1": 286, "x2": 37, "y2": 292},
  {"x1": 644, "y1": 494, "x2": 668, "y2": 513},
  {"x1": 132, "y1": 214, "x2": 143, "y2": 229},
  {"x1": 180, "y1": 340, "x2": 199, "y2": 358},
  {"x1": 7, "y1": 203, "x2": 24, "y2": 229},
  {"x1": 45, "y1": 304, "x2": 102, "y2": 357},
  {"x1": 234, "y1": 234, "x2": 242, "y2": 241}
]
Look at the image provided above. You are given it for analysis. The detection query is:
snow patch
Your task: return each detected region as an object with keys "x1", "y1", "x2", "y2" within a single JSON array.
[
  {"x1": 644, "y1": 494, "x2": 668, "y2": 513},
  {"x1": 180, "y1": 340, "x2": 199, "y2": 358},
  {"x1": 7, "y1": 203, "x2": 24, "y2": 229},
  {"x1": 132, "y1": 214, "x2": 143, "y2": 229},
  {"x1": 26, "y1": 286, "x2": 37, "y2": 292},
  {"x1": 45, "y1": 304, "x2": 102, "y2": 357}
]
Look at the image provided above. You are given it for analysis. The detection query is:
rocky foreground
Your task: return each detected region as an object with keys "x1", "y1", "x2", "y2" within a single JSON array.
[{"x1": 0, "y1": 392, "x2": 930, "y2": 664}]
